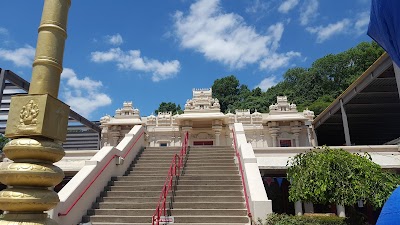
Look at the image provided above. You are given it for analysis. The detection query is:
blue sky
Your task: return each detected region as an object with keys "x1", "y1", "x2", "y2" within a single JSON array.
[{"x1": 0, "y1": 0, "x2": 372, "y2": 120}]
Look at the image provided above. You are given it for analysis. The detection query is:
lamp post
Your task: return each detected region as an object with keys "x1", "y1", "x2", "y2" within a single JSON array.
[{"x1": 0, "y1": 0, "x2": 71, "y2": 224}]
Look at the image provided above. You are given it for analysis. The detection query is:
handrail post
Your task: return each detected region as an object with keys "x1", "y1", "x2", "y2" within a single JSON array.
[{"x1": 152, "y1": 131, "x2": 189, "y2": 224}]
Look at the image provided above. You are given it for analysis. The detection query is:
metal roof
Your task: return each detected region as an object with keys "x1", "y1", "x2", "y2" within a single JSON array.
[{"x1": 313, "y1": 53, "x2": 400, "y2": 145}]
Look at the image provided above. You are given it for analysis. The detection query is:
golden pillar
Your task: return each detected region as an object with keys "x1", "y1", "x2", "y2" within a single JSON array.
[{"x1": 0, "y1": 0, "x2": 71, "y2": 224}]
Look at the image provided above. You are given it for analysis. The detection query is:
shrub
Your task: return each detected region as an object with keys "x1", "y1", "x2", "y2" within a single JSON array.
[{"x1": 261, "y1": 213, "x2": 346, "y2": 225}]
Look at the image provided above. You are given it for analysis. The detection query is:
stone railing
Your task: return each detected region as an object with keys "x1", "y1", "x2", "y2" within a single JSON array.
[
  {"x1": 232, "y1": 123, "x2": 272, "y2": 221},
  {"x1": 49, "y1": 125, "x2": 145, "y2": 225}
]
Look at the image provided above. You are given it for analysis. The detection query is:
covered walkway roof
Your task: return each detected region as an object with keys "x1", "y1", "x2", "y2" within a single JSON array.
[{"x1": 313, "y1": 53, "x2": 400, "y2": 146}]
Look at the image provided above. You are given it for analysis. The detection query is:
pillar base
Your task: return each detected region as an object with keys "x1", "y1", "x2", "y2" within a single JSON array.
[{"x1": 0, "y1": 213, "x2": 57, "y2": 225}]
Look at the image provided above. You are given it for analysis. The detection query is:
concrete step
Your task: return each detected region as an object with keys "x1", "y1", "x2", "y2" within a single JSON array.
[
  {"x1": 181, "y1": 162, "x2": 236, "y2": 167},
  {"x1": 102, "y1": 196, "x2": 244, "y2": 205},
  {"x1": 132, "y1": 163, "x2": 171, "y2": 168},
  {"x1": 91, "y1": 223, "x2": 248, "y2": 225},
  {"x1": 117, "y1": 176, "x2": 167, "y2": 181},
  {"x1": 174, "y1": 196, "x2": 244, "y2": 203},
  {"x1": 174, "y1": 190, "x2": 243, "y2": 197},
  {"x1": 187, "y1": 153, "x2": 234, "y2": 157},
  {"x1": 139, "y1": 151, "x2": 178, "y2": 155},
  {"x1": 144, "y1": 147, "x2": 181, "y2": 151},
  {"x1": 88, "y1": 215, "x2": 249, "y2": 223},
  {"x1": 184, "y1": 170, "x2": 238, "y2": 175},
  {"x1": 137, "y1": 158, "x2": 180, "y2": 162},
  {"x1": 183, "y1": 166, "x2": 238, "y2": 170},
  {"x1": 119, "y1": 176, "x2": 167, "y2": 181},
  {"x1": 110, "y1": 185, "x2": 164, "y2": 191},
  {"x1": 106, "y1": 191, "x2": 162, "y2": 197},
  {"x1": 190, "y1": 146, "x2": 233, "y2": 150},
  {"x1": 114, "y1": 180, "x2": 166, "y2": 186},
  {"x1": 186, "y1": 159, "x2": 235, "y2": 164},
  {"x1": 101, "y1": 197, "x2": 159, "y2": 203},
  {"x1": 179, "y1": 180, "x2": 242, "y2": 185},
  {"x1": 83, "y1": 145, "x2": 249, "y2": 225},
  {"x1": 129, "y1": 171, "x2": 171, "y2": 175},
  {"x1": 130, "y1": 167, "x2": 174, "y2": 172},
  {"x1": 173, "y1": 202, "x2": 245, "y2": 209},
  {"x1": 180, "y1": 175, "x2": 240, "y2": 181},
  {"x1": 176, "y1": 185, "x2": 243, "y2": 191},
  {"x1": 92, "y1": 208, "x2": 247, "y2": 216},
  {"x1": 98, "y1": 201, "x2": 244, "y2": 210},
  {"x1": 139, "y1": 153, "x2": 173, "y2": 161},
  {"x1": 185, "y1": 155, "x2": 233, "y2": 160},
  {"x1": 98, "y1": 202, "x2": 160, "y2": 209}
]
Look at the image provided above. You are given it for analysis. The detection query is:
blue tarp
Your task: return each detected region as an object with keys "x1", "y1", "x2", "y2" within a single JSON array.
[
  {"x1": 376, "y1": 186, "x2": 400, "y2": 225},
  {"x1": 367, "y1": 0, "x2": 400, "y2": 67}
]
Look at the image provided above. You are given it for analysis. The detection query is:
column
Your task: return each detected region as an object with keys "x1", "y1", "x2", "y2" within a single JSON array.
[
  {"x1": 271, "y1": 133, "x2": 278, "y2": 147},
  {"x1": 0, "y1": 1, "x2": 71, "y2": 224},
  {"x1": 312, "y1": 127, "x2": 318, "y2": 146},
  {"x1": 214, "y1": 130, "x2": 221, "y2": 146},
  {"x1": 394, "y1": 62, "x2": 400, "y2": 99},
  {"x1": 291, "y1": 123, "x2": 302, "y2": 147},
  {"x1": 268, "y1": 123, "x2": 280, "y2": 147},
  {"x1": 181, "y1": 123, "x2": 192, "y2": 146},
  {"x1": 212, "y1": 119, "x2": 222, "y2": 146},
  {"x1": 340, "y1": 99, "x2": 351, "y2": 146},
  {"x1": 304, "y1": 202, "x2": 314, "y2": 213},
  {"x1": 295, "y1": 201, "x2": 303, "y2": 216},
  {"x1": 294, "y1": 133, "x2": 300, "y2": 147},
  {"x1": 336, "y1": 204, "x2": 346, "y2": 217}
]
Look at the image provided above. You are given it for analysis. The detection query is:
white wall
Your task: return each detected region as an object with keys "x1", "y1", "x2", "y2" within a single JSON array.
[
  {"x1": 233, "y1": 123, "x2": 273, "y2": 221},
  {"x1": 50, "y1": 125, "x2": 145, "y2": 225}
]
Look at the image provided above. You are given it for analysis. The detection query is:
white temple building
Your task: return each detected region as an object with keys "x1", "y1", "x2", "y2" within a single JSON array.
[{"x1": 100, "y1": 88, "x2": 316, "y2": 149}]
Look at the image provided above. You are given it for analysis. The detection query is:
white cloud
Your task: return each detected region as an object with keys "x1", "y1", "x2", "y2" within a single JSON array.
[
  {"x1": 106, "y1": 33, "x2": 124, "y2": 46},
  {"x1": 255, "y1": 76, "x2": 279, "y2": 91},
  {"x1": 0, "y1": 27, "x2": 9, "y2": 36},
  {"x1": 260, "y1": 51, "x2": 301, "y2": 70},
  {"x1": 299, "y1": 0, "x2": 319, "y2": 25},
  {"x1": 278, "y1": 0, "x2": 300, "y2": 14},
  {"x1": 306, "y1": 19, "x2": 351, "y2": 43},
  {"x1": 61, "y1": 68, "x2": 112, "y2": 118},
  {"x1": 354, "y1": 11, "x2": 370, "y2": 35},
  {"x1": 91, "y1": 48, "x2": 180, "y2": 82},
  {"x1": 0, "y1": 45, "x2": 35, "y2": 67},
  {"x1": 246, "y1": 0, "x2": 270, "y2": 14},
  {"x1": 173, "y1": 0, "x2": 299, "y2": 71}
]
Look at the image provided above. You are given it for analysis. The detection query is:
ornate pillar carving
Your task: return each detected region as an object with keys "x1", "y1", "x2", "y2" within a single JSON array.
[
  {"x1": 268, "y1": 127, "x2": 280, "y2": 147},
  {"x1": 212, "y1": 119, "x2": 222, "y2": 146},
  {"x1": 291, "y1": 125, "x2": 302, "y2": 147},
  {"x1": 0, "y1": 1, "x2": 71, "y2": 224}
]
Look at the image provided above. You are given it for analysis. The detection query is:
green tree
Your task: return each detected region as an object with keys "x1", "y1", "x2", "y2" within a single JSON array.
[
  {"x1": 211, "y1": 75, "x2": 240, "y2": 113},
  {"x1": 155, "y1": 102, "x2": 183, "y2": 115},
  {"x1": 287, "y1": 146, "x2": 400, "y2": 208}
]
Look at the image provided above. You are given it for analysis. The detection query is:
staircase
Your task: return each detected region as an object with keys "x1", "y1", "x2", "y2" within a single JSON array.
[
  {"x1": 170, "y1": 146, "x2": 249, "y2": 224},
  {"x1": 82, "y1": 146, "x2": 249, "y2": 225}
]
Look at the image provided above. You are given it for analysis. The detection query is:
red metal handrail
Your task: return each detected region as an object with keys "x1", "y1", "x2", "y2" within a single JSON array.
[
  {"x1": 231, "y1": 129, "x2": 253, "y2": 222},
  {"x1": 58, "y1": 131, "x2": 144, "y2": 217},
  {"x1": 152, "y1": 132, "x2": 189, "y2": 225}
]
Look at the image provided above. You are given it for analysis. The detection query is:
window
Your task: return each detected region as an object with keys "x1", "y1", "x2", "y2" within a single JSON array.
[
  {"x1": 160, "y1": 143, "x2": 168, "y2": 147},
  {"x1": 279, "y1": 139, "x2": 292, "y2": 147}
]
